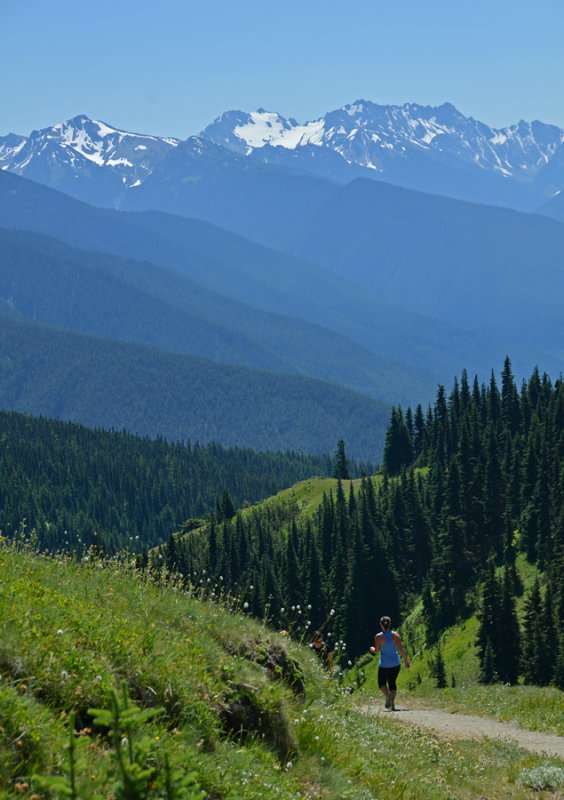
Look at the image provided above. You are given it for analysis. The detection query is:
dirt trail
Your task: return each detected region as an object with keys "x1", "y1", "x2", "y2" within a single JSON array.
[{"x1": 361, "y1": 703, "x2": 564, "y2": 760}]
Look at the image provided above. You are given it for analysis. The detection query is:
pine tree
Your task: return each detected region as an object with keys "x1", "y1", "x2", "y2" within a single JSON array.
[
  {"x1": 431, "y1": 642, "x2": 447, "y2": 688},
  {"x1": 333, "y1": 439, "x2": 350, "y2": 480},
  {"x1": 501, "y1": 356, "x2": 521, "y2": 435},
  {"x1": 420, "y1": 580, "x2": 438, "y2": 645},
  {"x1": 497, "y1": 566, "x2": 521, "y2": 684},
  {"x1": 540, "y1": 585, "x2": 557, "y2": 686},
  {"x1": 413, "y1": 403, "x2": 427, "y2": 459},
  {"x1": 285, "y1": 520, "x2": 304, "y2": 608},
  {"x1": 521, "y1": 578, "x2": 545, "y2": 685},
  {"x1": 220, "y1": 488, "x2": 236, "y2": 521},
  {"x1": 382, "y1": 407, "x2": 413, "y2": 475},
  {"x1": 165, "y1": 531, "x2": 177, "y2": 572},
  {"x1": 479, "y1": 639, "x2": 497, "y2": 684},
  {"x1": 476, "y1": 562, "x2": 501, "y2": 679}
]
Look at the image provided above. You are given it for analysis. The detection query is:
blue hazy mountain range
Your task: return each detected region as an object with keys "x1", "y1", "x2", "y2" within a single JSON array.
[{"x1": 1, "y1": 101, "x2": 564, "y2": 456}]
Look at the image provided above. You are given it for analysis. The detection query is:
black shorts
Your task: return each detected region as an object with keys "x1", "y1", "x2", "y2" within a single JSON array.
[{"x1": 378, "y1": 665, "x2": 401, "y2": 691}]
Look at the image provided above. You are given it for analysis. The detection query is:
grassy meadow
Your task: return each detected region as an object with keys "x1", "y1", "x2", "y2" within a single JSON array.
[{"x1": 1, "y1": 538, "x2": 563, "y2": 800}]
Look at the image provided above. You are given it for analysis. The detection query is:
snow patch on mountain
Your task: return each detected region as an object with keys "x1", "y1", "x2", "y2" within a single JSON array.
[
  {"x1": 201, "y1": 100, "x2": 564, "y2": 183},
  {"x1": 0, "y1": 115, "x2": 180, "y2": 191},
  {"x1": 231, "y1": 109, "x2": 326, "y2": 152},
  {"x1": 3, "y1": 102, "x2": 564, "y2": 212}
]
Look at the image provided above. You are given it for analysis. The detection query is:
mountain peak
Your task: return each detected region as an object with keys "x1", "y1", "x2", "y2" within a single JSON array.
[{"x1": 3, "y1": 100, "x2": 564, "y2": 213}]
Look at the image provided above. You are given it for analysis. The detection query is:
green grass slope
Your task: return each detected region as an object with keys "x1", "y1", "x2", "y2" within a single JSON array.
[{"x1": 2, "y1": 542, "x2": 563, "y2": 800}]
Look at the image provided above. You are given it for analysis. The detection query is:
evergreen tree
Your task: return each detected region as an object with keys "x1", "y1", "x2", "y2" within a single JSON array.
[
  {"x1": 285, "y1": 521, "x2": 304, "y2": 607},
  {"x1": 479, "y1": 639, "x2": 497, "y2": 684},
  {"x1": 421, "y1": 580, "x2": 438, "y2": 645},
  {"x1": 521, "y1": 578, "x2": 545, "y2": 685},
  {"x1": 165, "y1": 531, "x2": 177, "y2": 573},
  {"x1": 430, "y1": 642, "x2": 447, "y2": 688},
  {"x1": 383, "y1": 407, "x2": 413, "y2": 475},
  {"x1": 220, "y1": 488, "x2": 236, "y2": 521},
  {"x1": 497, "y1": 566, "x2": 521, "y2": 684},
  {"x1": 413, "y1": 403, "x2": 426, "y2": 459},
  {"x1": 333, "y1": 439, "x2": 350, "y2": 480},
  {"x1": 540, "y1": 585, "x2": 557, "y2": 686},
  {"x1": 501, "y1": 356, "x2": 521, "y2": 435},
  {"x1": 476, "y1": 562, "x2": 501, "y2": 680}
]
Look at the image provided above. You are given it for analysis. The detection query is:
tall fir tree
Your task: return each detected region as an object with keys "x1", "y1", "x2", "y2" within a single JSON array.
[{"x1": 333, "y1": 439, "x2": 350, "y2": 480}]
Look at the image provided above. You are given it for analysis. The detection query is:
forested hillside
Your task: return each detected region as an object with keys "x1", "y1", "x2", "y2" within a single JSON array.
[
  {"x1": 0, "y1": 410, "x2": 335, "y2": 554},
  {"x1": 0, "y1": 314, "x2": 388, "y2": 460},
  {"x1": 1, "y1": 166, "x2": 552, "y2": 409},
  {"x1": 0, "y1": 224, "x2": 429, "y2": 404},
  {"x1": 163, "y1": 358, "x2": 564, "y2": 689}
]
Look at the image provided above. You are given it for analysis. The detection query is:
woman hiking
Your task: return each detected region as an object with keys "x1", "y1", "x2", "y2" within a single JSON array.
[{"x1": 370, "y1": 615, "x2": 410, "y2": 710}]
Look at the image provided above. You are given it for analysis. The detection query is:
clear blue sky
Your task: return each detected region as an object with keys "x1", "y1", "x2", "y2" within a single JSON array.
[{"x1": 3, "y1": 0, "x2": 564, "y2": 139}]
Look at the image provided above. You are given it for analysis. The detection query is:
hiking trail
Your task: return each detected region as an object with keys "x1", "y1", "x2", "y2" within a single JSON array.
[{"x1": 360, "y1": 701, "x2": 564, "y2": 760}]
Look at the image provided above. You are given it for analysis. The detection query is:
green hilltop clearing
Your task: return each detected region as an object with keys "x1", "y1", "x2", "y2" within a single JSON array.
[{"x1": 1, "y1": 541, "x2": 564, "y2": 800}]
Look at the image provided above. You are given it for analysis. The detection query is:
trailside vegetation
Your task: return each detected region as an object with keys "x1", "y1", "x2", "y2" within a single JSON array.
[{"x1": 2, "y1": 542, "x2": 560, "y2": 800}]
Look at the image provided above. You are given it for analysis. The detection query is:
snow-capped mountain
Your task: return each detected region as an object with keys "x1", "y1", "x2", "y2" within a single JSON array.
[
  {"x1": 2, "y1": 101, "x2": 564, "y2": 213},
  {"x1": 0, "y1": 115, "x2": 180, "y2": 206},
  {"x1": 201, "y1": 100, "x2": 564, "y2": 181}
]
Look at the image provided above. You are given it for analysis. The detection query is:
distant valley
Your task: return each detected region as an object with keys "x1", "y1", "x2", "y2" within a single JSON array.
[{"x1": 1, "y1": 100, "x2": 564, "y2": 460}]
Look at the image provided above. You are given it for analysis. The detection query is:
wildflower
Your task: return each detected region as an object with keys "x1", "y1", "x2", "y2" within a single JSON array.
[
  {"x1": 243, "y1": 602, "x2": 249, "y2": 610},
  {"x1": 330, "y1": 608, "x2": 335, "y2": 615},
  {"x1": 61, "y1": 670, "x2": 69, "y2": 682},
  {"x1": 121, "y1": 737, "x2": 128, "y2": 748}
]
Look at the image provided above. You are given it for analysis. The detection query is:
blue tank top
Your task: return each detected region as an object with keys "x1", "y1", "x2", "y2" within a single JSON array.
[{"x1": 379, "y1": 631, "x2": 401, "y2": 668}]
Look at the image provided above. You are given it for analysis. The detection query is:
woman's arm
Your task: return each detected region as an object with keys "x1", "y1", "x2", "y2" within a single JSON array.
[{"x1": 393, "y1": 633, "x2": 411, "y2": 667}]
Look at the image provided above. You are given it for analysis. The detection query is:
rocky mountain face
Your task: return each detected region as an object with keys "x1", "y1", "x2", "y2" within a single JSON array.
[
  {"x1": 202, "y1": 101, "x2": 562, "y2": 180},
  {"x1": 200, "y1": 101, "x2": 564, "y2": 209},
  {"x1": 2, "y1": 102, "x2": 564, "y2": 211},
  {"x1": 0, "y1": 115, "x2": 180, "y2": 206}
]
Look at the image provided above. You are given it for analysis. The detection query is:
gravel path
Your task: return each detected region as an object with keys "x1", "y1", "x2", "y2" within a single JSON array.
[{"x1": 361, "y1": 703, "x2": 564, "y2": 760}]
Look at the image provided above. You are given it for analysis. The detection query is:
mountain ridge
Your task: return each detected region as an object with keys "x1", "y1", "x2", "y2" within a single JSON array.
[
  {"x1": 4, "y1": 100, "x2": 564, "y2": 211},
  {"x1": 0, "y1": 168, "x2": 445, "y2": 406},
  {"x1": 0, "y1": 312, "x2": 389, "y2": 461}
]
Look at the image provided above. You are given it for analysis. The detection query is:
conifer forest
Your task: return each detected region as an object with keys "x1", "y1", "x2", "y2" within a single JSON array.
[{"x1": 159, "y1": 359, "x2": 564, "y2": 688}]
